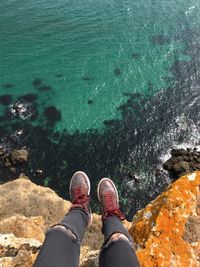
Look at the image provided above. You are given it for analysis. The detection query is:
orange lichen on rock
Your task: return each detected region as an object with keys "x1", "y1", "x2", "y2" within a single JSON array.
[{"x1": 130, "y1": 171, "x2": 200, "y2": 267}]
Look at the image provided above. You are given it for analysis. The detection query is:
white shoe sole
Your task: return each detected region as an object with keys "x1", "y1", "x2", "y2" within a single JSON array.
[
  {"x1": 69, "y1": 171, "x2": 91, "y2": 199},
  {"x1": 69, "y1": 171, "x2": 92, "y2": 226}
]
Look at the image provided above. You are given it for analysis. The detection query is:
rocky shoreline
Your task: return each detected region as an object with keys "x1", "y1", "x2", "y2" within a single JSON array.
[
  {"x1": 163, "y1": 148, "x2": 200, "y2": 178},
  {"x1": 0, "y1": 148, "x2": 28, "y2": 175},
  {"x1": 2, "y1": 146, "x2": 200, "y2": 180},
  {"x1": 1, "y1": 146, "x2": 200, "y2": 214}
]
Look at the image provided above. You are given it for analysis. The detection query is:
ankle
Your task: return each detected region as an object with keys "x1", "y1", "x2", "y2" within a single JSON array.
[
  {"x1": 102, "y1": 208, "x2": 125, "y2": 221},
  {"x1": 70, "y1": 203, "x2": 88, "y2": 212},
  {"x1": 69, "y1": 204, "x2": 92, "y2": 227}
]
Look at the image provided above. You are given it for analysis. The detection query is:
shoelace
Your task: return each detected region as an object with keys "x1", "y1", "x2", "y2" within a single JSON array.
[
  {"x1": 73, "y1": 186, "x2": 90, "y2": 205},
  {"x1": 103, "y1": 192, "x2": 125, "y2": 220}
]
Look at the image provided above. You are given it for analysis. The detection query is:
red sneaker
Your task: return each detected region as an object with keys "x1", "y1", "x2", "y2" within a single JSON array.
[
  {"x1": 69, "y1": 171, "x2": 92, "y2": 226},
  {"x1": 97, "y1": 178, "x2": 125, "y2": 221}
]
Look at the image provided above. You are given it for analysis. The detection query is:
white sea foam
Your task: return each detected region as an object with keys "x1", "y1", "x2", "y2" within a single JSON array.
[
  {"x1": 159, "y1": 115, "x2": 200, "y2": 165},
  {"x1": 186, "y1": 6, "x2": 196, "y2": 15}
]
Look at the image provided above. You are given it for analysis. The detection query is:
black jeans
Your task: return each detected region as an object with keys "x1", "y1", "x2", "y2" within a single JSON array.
[{"x1": 33, "y1": 209, "x2": 140, "y2": 267}]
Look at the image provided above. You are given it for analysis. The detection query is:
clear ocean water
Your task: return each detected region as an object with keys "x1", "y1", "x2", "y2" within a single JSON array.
[
  {"x1": 1, "y1": 0, "x2": 197, "y2": 132},
  {"x1": 1, "y1": 0, "x2": 200, "y2": 217}
]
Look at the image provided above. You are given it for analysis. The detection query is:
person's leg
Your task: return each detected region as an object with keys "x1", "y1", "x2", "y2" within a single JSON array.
[
  {"x1": 97, "y1": 178, "x2": 140, "y2": 267},
  {"x1": 99, "y1": 216, "x2": 140, "y2": 267},
  {"x1": 33, "y1": 171, "x2": 92, "y2": 267},
  {"x1": 33, "y1": 208, "x2": 88, "y2": 267}
]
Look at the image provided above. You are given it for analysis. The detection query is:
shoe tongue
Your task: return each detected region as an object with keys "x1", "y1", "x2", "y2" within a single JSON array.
[
  {"x1": 75, "y1": 185, "x2": 86, "y2": 192},
  {"x1": 72, "y1": 186, "x2": 86, "y2": 200},
  {"x1": 104, "y1": 191, "x2": 116, "y2": 203},
  {"x1": 104, "y1": 189, "x2": 115, "y2": 197}
]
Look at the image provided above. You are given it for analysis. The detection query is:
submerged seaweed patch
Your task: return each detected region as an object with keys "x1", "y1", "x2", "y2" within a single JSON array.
[
  {"x1": 55, "y1": 74, "x2": 64, "y2": 78},
  {"x1": 44, "y1": 106, "x2": 61, "y2": 122},
  {"x1": 114, "y1": 68, "x2": 121, "y2": 76},
  {"x1": 123, "y1": 92, "x2": 143, "y2": 100},
  {"x1": 0, "y1": 95, "x2": 13, "y2": 105},
  {"x1": 32, "y1": 79, "x2": 43, "y2": 87},
  {"x1": 147, "y1": 82, "x2": 154, "y2": 92},
  {"x1": 81, "y1": 75, "x2": 93, "y2": 81},
  {"x1": 150, "y1": 35, "x2": 170, "y2": 45},
  {"x1": 38, "y1": 85, "x2": 52, "y2": 91},
  {"x1": 18, "y1": 94, "x2": 39, "y2": 103},
  {"x1": 131, "y1": 53, "x2": 141, "y2": 59},
  {"x1": 3, "y1": 83, "x2": 14, "y2": 89},
  {"x1": 87, "y1": 99, "x2": 94, "y2": 105}
]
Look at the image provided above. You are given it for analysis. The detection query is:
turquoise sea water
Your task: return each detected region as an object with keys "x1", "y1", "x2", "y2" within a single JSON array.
[
  {"x1": 1, "y1": 0, "x2": 198, "y2": 132},
  {"x1": 1, "y1": 0, "x2": 200, "y2": 216}
]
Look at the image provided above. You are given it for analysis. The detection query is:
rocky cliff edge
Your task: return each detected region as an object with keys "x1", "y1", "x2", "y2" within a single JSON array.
[{"x1": 0, "y1": 172, "x2": 200, "y2": 267}]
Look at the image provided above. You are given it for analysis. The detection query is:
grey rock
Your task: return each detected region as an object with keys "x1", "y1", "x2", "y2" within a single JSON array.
[{"x1": 10, "y1": 149, "x2": 28, "y2": 165}]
